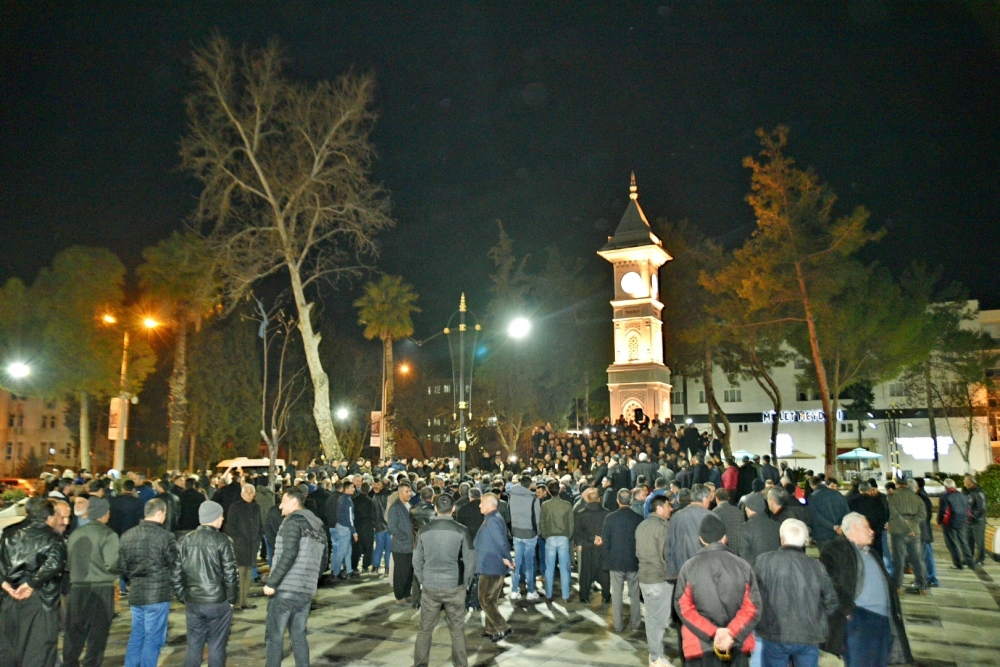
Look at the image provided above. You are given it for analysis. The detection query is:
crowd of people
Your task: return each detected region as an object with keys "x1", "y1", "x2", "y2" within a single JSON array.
[{"x1": 0, "y1": 419, "x2": 991, "y2": 667}]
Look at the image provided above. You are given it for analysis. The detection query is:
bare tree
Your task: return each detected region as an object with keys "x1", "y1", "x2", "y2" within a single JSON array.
[
  {"x1": 253, "y1": 299, "x2": 307, "y2": 485},
  {"x1": 181, "y1": 36, "x2": 394, "y2": 460}
]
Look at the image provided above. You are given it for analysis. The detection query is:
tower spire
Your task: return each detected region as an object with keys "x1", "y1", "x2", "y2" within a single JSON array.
[{"x1": 629, "y1": 171, "x2": 638, "y2": 200}]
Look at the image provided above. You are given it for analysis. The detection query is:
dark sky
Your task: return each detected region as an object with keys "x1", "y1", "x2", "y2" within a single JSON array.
[{"x1": 3, "y1": 0, "x2": 1000, "y2": 339}]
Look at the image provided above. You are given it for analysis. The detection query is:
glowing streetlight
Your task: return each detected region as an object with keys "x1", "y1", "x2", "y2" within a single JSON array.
[
  {"x1": 336, "y1": 407, "x2": 350, "y2": 421},
  {"x1": 6, "y1": 362, "x2": 31, "y2": 379},
  {"x1": 102, "y1": 314, "x2": 117, "y2": 325},
  {"x1": 399, "y1": 363, "x2": 410, "y2": 375},
  {"x1": 143, "y1": 317, "x2": 161, "y2": 329},
  {"x1": 508, "y1": 317, "x2": 531, "y2": 339}
]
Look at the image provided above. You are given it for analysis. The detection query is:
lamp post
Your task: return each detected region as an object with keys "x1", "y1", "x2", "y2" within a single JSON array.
[{"x1": 104, "y1": 314, "x2": 159, "y2": 472}]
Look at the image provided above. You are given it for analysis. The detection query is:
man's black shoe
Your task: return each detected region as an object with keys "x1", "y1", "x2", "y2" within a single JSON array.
[
  {"x1": 928, "y1": 581, "x2": 940, "y2": 587},
  {"x1": 480, "y1": 630, "x2": 493, "y2": 637},
  {"x1": 949, "y1": 565, "x2": 963, "y2": 570},
  {"x1": 349, "y1": 571, "x2": 361, "y2": 579},
  {"x1": 242, "y1": 604, "x2": 257, "y2": 610},
  {"x1": 490, "y1": 629, "x2": 512, "y2": 643},
  {"x1": 337, "y1": 572, "x2": 349, "y2": 580}
]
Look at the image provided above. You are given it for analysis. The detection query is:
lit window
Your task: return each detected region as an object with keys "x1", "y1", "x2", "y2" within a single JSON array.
[
  {"x1": 434, "y1": 386, "x2": 441, "y2": 394},
  {"x1": 627, "y1": 334, "x2": 640, "y2": 361},
  {"x1": 723, "y1": 388, "x2": 742, "y2": 403},
  {"x1": 443, "y1": 385, "x2": 450, "y2": 393},
  {"x1": 433, "y1": 435, "x2": 441, "y2": 443},
  {"x1": 888, "y1": 382, "x2": 905, "y2": 398},
  {"x1": 433, "y1": 417, "x2": 441, "y2": 426},
  {"x1": 427, "y1": 387, "x2": 432, "y2": 395}
]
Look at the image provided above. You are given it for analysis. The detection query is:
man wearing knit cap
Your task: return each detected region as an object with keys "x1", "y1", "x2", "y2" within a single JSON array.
[
  {"x1": 176, "y1": 500, "x2": 239, "y2": 667},
  {"x1": 64, "y1": 497, "x2": 119, "y2": 667},
  {"x1": 674, "y1": 514, "x2": 761, "y2": 667},
  {"x1": 736, "y1": 493, "x2": 781, "y2": 567}
]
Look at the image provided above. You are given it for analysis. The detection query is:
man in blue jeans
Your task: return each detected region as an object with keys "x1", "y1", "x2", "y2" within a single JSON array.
[
  {"x1": 118, "y1": 498, "x2": 180, "y2": 667},
  {"x1": 507, "y1": 475, "x2": 542, "y2": 601},
  {"x1": 540, "y1": 480, "x2": 574, "y2": 602},
  {"x1": 264, "y1": 488, "x2": 328, "y2": 667},
  {"x1": 333, "y1": 483, "x2": 358, "y2": 579}
]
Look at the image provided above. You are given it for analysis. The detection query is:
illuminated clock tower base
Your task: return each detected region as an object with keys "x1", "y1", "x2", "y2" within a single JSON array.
[{"x1": 598, "y1": 174, "x2": 673, "y2": 424}]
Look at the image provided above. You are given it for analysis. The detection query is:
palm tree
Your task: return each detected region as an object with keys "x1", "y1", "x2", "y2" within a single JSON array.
[
  {"x1": 138, "y1": 231, "x2": 218, "y2": 470},
  {"x1": 354, "y1": 275, "x2": 420, "y2": 460}
]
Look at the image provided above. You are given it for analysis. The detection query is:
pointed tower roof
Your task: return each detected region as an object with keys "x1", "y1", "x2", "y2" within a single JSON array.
[{"x1": 600, "y1": 172, "x2": 662, "y2": 251}]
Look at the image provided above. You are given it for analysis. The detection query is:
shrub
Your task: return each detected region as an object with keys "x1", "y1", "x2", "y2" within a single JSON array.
[
  {"x1": 977, "y1": 464, "x2": 1000, "y2": 518},
  {"x1": 1, "y1": 489, "x2": 27, "y2": 505}
]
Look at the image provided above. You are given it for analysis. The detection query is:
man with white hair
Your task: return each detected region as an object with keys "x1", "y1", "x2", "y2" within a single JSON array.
[
  {"x1": 631, "y1": 453, "x2": 657, "y2": 489},
  {"x1": 820, "y1": 512, "x2": 911, "y2": 666},
  {"x1": 753, "y1": 519, "x2": 838, "y2": 667},
  {"x1": 937, "y1": 478, "x2": 975, "y2": 570},
  {"x1": 224, "y1": 484, "x2": 262, "y2": 610},
  {"x1": 887, "y1": 479, "x2": 928, "y2": 594}
]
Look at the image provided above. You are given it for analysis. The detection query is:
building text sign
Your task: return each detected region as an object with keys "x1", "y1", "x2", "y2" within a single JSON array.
[{"x1": 762, "y1": 409, "x2": 844, "y2": 424}]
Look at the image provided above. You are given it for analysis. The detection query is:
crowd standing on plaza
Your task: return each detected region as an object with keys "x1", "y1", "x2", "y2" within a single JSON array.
[{"x1": 0, "y1": 417, "x2": 991, "y2": 667}]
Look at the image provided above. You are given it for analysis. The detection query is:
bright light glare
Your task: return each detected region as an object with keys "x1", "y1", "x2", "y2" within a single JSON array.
[
  {"x1": 399, "y1": 363, "x2": 410, "y2": 374},
  {"x1": 685, "y1": 418, "x2": 693, "y2": 425},
  {"x1": 508, "y1": 317, "x2": 530, "y2": 339},
  {"x1": 102, "y1": 314, "x2": 117, "y2": 324},
  {"x1": 143, "y1": 318, "x2": 161, "y2": 329},
  {"x1": 336, "y1": 407, "x2": 350, "y2": 420},
  {"x1": 6, "y1": 362, "x2": 30, "y2": 379}
]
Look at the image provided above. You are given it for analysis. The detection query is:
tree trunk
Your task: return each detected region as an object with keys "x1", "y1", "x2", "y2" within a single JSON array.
[
  {"x1": 924, "y1": 363, "x2": 940, "y2": 474},
  {"x1": 382, "y1": 336, "x2": 395, "y2": 460},
  {"x1": 167, "y1": 320, "x2": 188, "y2": 471},
  {"x1": 703, "y1": 343, "x2": 732, "y2": 459},
  {"x1": 796, "y1": 261, "x2": 836, "y2": 476},
  {"x1": 188, "y1": 430, "x2": 197, "y2": 473},
  {"x1": 79, "y1": 391, "x2": 91, "y2": 471},
  {"x1": 288, "y1": 267, "x2": 343, "y2": 461},
  {"x1": 750, "y1": 353, "x2": 781, "y2": 463}
]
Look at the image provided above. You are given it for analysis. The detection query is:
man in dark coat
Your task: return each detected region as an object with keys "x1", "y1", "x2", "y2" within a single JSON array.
[
  {"x1": 848, "y1": 482, "x2": 890, "y2": 560},
  {"x1": 820, "y1": 512, "x2": 912, "y2": 665},
  {"x1": 108, "y1": 480, "x2": 144, "y2": 537},
  {"x1": 573, "y1": 487, "x2": 610, "y2": 604},
  {"x1": 455, "y1": 489, "x2": 484, "y2": 539},
  {"x1": 351, "y1": 482, "x2": 376, "y2": 573},
  {"x1": 736, "y1": 494, "x2": 781, "y2": 567},
  {"x1": 937, "y1": 478, "x2": 975, "y2": 570},
  {"x1": 214, "y1": 473, "x2": 244, "y2": 518},
  {"x1": 601, "y1": 488, "x2": 644, "y2": 633},
  {"x1": 735, "y1": 457, "x2": 758, "y2": 501},
  {"x1": 807, "y1": 477, "x2": 850, "y2": 547},
  {"x1": 178, "y1": 477, "x2": 205, "y2": 532},
  {"x1": 224, "y1": 484, "x2": 263, "y2": 610}
]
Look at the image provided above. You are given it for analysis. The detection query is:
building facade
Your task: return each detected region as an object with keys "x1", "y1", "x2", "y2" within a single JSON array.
[
  {"x1": 1, "y1": 392, "x2": 76, "y2": 477},
  {"x1": 677, "y1": 305, "x2": 1000, "y2": 477}
]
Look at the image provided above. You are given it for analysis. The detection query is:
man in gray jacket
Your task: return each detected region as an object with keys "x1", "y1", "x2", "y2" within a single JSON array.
[
  {"x1": 413, "y1": 494, "x2": 476, "y2": 667},
  {"x1": 64, "y1": 497, "x2": 118, "y2": 667},
  {"x1": 508, "y1": 475, "x2": 542, "y2": 601},
  {"x1": 263, "y1": 489, "x2": 327, "y2": 667},
  {"x1": 388, "y1": 482, "x2": 415, "y2": 603},
  {"x1": 635, "y1": 494, "x2": 673, "y2": 667}
]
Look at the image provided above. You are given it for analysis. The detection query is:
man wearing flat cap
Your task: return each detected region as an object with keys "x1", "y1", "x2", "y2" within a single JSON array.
[
  {"x1": 64, "y1": 497, "x2": 118, "y2": 667},
  {"x1": 177, "y1": 500, "x2": 239, "y2": 667},
  {"x1": 673, "y1": 514, "x2": 761, "y2": 667}
]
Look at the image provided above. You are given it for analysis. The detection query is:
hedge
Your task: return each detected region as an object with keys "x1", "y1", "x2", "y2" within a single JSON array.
[{"x1": 977, "y1": 464, "x2": 1000, "y2": 518}]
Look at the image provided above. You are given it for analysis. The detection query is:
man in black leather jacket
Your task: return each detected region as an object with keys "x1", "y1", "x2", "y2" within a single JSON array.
[
  {"x1": 177, "y1": 500, "x2": 239, "y2": 667},
  {"x1": 118, "y1": 498, "x2": 181, "y2": 667},
  {"x1": 0, "y1": 497, "x2": 67, "y2": 667}
]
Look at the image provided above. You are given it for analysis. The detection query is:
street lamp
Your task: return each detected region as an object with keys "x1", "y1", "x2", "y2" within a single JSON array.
[
  {"x1": 336, "y1": 407, "x2": 350, "y2": 421},
  {"x1": 508, "y1": 317, "x2": 530, "y2": 339},
  {"x1": 105, "y1": 314, "x2": 160, "y2": 472},
  {"x1": 5, "y1": 362, "x2": 31, "y2": 379}
]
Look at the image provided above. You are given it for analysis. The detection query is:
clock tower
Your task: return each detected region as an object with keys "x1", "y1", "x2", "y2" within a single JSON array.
[{"x1": 597, "y1": 174, "x2": 673, "y2": 423}]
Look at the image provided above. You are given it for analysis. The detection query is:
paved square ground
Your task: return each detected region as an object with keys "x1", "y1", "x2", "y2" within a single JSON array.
[{"x1": 88, "y1": 530, "x2": 999, "y2": 667}]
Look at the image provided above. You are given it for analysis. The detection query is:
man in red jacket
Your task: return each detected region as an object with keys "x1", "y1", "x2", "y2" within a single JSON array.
[{"x1": 674, "y1": 514, "x2": 761, "y2": 666}]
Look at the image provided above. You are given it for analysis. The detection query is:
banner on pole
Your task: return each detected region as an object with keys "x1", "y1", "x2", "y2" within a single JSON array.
[
  {"x1": 370, "y1": 411, "x2": 382, "y2": 450},
  {"x1": 108, "y1": 397, "x2": 129, "y2": 441}
]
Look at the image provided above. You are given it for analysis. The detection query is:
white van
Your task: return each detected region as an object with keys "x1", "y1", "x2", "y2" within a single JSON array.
[{"x1": 216, "y1": 457, "x2": 285, "y2": 479}]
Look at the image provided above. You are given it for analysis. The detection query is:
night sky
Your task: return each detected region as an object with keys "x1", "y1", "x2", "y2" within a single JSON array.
[{"x1": 3, "y1": 0, "x2": 1000, "y2": 340}]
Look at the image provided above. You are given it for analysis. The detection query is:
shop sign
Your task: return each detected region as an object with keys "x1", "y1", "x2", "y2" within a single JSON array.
[{"x1": 762, "y1": 409, "x2": 845, "y2": 424}]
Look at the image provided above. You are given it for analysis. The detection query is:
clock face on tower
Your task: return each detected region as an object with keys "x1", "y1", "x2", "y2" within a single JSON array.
[{"x1": 620, "y1": 271, "x2": 643, "y2": 297}]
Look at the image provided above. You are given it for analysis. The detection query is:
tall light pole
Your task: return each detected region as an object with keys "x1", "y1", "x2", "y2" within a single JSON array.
[{"x1": 105, "y1": 314, "x2": 159, "y2": 471}]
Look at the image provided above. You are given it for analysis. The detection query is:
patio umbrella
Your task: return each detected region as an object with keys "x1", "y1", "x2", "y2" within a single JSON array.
[
  {"x1": 729, "y1": 449, "x2": 756, "y2": 460},
  {"x1": 836, "y1": 448, "x2": 882, "y2": 460}
]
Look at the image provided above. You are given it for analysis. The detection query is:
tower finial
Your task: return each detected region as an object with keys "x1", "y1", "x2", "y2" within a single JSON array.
[
  {"x1": 629, "y1": 171, "x2": 638, "y2": 200},
  {"x1": 460, "y1": 292, "x2": 466, "y2": 312}
]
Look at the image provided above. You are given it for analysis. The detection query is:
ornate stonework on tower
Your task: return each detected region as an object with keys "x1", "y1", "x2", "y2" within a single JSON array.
[{"x1": 597, "y1": 173, "x2": 673, "y2": 423}]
